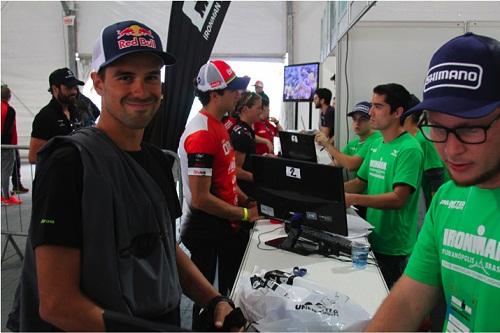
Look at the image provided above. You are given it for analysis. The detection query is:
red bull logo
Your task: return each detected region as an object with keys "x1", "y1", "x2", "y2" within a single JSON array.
[
  {"x1": 116, "y1": 24, "x2": 157, "y2": 50},
  {"x1": 116, "y1": 24, "x2": 153, "y2": 39}
]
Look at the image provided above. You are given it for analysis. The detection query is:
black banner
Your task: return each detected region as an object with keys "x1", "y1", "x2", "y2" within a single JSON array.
[{"x1": 144, "y1": 1, "x2": 231, "y2": 151}]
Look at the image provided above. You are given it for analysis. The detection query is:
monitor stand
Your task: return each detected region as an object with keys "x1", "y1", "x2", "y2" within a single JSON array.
[{"x1": 265, "y1": 226, "x2": 319, "y2": 256}]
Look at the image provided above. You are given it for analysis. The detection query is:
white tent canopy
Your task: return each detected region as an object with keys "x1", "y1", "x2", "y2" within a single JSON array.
[
  {"x1": 1, "y1": 1, "x2": 499, "y2": 147},
  {"x1": 1, "y1": 1, "x2": 290, "y2": 145}
]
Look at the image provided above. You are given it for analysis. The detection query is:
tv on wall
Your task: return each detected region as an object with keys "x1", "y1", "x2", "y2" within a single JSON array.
[{"x1": 283, "y1": 62, "x2": 320, "y2": 102}]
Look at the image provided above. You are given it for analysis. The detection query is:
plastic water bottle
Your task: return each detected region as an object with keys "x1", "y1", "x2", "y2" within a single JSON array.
[{"x1": 351, "y1": 242, "x2": 369, "y2": 269}]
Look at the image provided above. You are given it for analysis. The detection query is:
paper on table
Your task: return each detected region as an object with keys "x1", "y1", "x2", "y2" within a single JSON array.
[{"x1": 347, "y1": 214, "x2": 374, "y2": 239}]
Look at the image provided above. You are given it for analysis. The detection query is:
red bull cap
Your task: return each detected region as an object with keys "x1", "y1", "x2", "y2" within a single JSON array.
[{"x1": 92, "y1": 20, "x2": 175, "y2": 72}]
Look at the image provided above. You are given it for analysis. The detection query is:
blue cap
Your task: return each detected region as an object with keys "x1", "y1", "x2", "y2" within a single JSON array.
[
  {"x1": 92, "y1": 20, "x2": 176, "y2": 72},
  {"x1": 406, "y1": 33, "x2": 500, "y2": 119},
  {"x1": 347, "y1": 101, "x2": 371, "y2": 118}
]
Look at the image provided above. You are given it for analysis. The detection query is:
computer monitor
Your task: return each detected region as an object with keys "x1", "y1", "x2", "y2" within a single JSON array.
[
  {"x1": 283, "y1": 62, "x2": 320, "y2": 102},
  {"x1": 252, "y1": 155, "x2": 347, "y2": 236},
  {"x1": 279, "y1": 131, "x2": 317, "y2": 163}
]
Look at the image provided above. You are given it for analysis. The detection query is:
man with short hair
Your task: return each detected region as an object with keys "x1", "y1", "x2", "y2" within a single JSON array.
[
  {"x1": 179, "y1": 60, "x2": 259, "y2": 329},
  {"x1": 253, "y1": 80, "x2": 264, "y2": 94},
  {"x1": 28, "y1": 67, "x2": 84, "y2": 163},
  {"x1": 366, "y1": 33, "x2": 500, "y2": 332},
  {"x1": 9, "y1": 20, "x2": 241, "y2": 332},
  {"x1": 316, "y1": 101, "x2": 381, "y2": 173},
  {"x1": 344, "y1": 83, "x2": 424, "y2": 289},
  {"x1": 313, "y1": 88, "x2": 335, "y2": 138}
]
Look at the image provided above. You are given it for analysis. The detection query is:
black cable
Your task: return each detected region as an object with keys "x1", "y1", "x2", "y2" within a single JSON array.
[{"x1": 256, "y1": 225, "x2": 285, "y2": 251}]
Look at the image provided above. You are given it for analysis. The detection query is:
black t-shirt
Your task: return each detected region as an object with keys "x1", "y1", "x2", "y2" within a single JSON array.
[
  {"x1": 31, "y1": 98, "x2": 83, "y2": 141},
  {"x1": 230, "y1": 120, "x2": 256, "y2": 198},
  {"x1": 31, "y1": 142, "x2": 182, "y2": 249},
  {"x1": 230, "y1": 120, "x2": 256, "y2": 171},
  {"x1": 320, "y1": 105, "x2": 335, "y2": 138}
]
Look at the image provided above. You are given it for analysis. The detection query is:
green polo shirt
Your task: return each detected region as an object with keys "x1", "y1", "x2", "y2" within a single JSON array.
[{"x1": 357, "y1": 132, "x2": 424, "y2": 255}]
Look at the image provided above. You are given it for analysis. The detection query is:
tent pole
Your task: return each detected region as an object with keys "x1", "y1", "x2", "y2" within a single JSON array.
[{"x1": 61, "y1": 1, "x2": 78, "y2": 75}]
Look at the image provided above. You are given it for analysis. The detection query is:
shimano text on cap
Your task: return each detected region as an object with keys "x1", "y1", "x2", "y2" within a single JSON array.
[{"x1": 424, "y1": 62, "x2": 483, "y2": 93}]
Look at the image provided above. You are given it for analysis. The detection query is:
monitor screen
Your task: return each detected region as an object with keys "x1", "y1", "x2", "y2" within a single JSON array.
[
  {"x1": 283, "y1": 62, "x2": 320, "y2": 102},
  {"x1": 252, "y1": 155, "x2": 347, "y2": 236},
  {"x1": 279, "y1": 131, "x2": 317, "y2": 163}
]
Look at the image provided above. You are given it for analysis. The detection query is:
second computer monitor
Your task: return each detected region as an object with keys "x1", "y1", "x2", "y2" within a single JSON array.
[
  {"x1": 252, "y1": 155, "x2": 348, "y2": 236},
  {"x1": 279, "y1": 131, "x2": 317, "y2": 163}
]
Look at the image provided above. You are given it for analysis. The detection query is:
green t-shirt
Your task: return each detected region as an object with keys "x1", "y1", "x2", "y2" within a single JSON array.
[
  {"x1": 415, "y1": 130, "x2": 450, "y2": 205},
  {"x1": 405, "y1": 183, "x2": 500, "y2": 332},
  {"x1": 357, "y1": 132, "x2": 424, "y2": 255},
  {"x1": 342, "y1": 131, "x2": 382, "y2": 158},
  {"x1": 342, "y1": 131, "x2": 382, "y2": 180}
]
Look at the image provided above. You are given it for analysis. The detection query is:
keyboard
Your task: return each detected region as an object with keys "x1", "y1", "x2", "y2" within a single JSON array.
[{"x1": 300, "y1": 226, "x2": 354, "y2": 255}]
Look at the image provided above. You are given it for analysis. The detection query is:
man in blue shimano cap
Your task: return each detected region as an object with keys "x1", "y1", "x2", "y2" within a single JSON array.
[
  {"x1": 366, "y1": 33, "x2": 500, "y2": 332},
  {"x1": 316, "y1": 101, "x2": 381, "y2": 174},
  {"x1": 8, "y1": 20, "x2": 243, "y2": 332}
]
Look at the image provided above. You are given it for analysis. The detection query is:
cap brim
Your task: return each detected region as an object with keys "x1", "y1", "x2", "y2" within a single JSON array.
[
  {"x1": 406, "y1": 97, "x2": 500, "y2": 119},
  {"x1": 97, "y1": 49, "x2": 176, "y2": 71},
  {"x1": 347, "y1": 111, "x2": 370, "y2": 118},
  {"x1": 62, "y1": 78, "x2": 85, "y2": 86},
  {"x1": 227, "y1": 76, "x2": 251, "y2": 91}
]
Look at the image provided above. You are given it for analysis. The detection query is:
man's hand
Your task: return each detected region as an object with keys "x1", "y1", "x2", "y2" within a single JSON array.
[
  {"x1": 315, "y1": 132, "x2": 332, "y2": 147},
  {"x1": 344, "y1": 193, "x2": 357, "y2": 207},
  {"x1": 246, "y1": 199, "x2": 257, "y2": 209},
  {"x1": 269, "y1": 116, "x2": 279, "y2": 125},
  {"x1": 213, "y1": 301, "x2": 244, "y2": 332},
  {"x1": 248, "y1": 206, "x2": 262, "y2": 222}
]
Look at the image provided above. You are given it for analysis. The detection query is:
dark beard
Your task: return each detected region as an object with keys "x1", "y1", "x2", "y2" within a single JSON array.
[{"x1": 57, "y1": 94, "x2": 76, "y2": 106}]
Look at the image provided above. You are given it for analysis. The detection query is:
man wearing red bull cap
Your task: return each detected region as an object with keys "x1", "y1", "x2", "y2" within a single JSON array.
[
  {"x1": 367, "y1": 33, "x2": 500, "y2": 331},
  {"x1": 179, "y1": 59, "x2": 259, "y2": 329},
  {"x1": 9, "y1": 21, "x2": 243, "y2": 331}
]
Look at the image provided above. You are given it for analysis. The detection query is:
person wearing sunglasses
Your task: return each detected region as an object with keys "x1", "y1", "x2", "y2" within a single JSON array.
[{"x1": 367, "y1": 33, "x2": 500, "y2": 332}]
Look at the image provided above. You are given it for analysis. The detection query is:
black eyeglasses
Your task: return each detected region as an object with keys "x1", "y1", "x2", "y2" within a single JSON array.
[{"x1": 418, "y1": 114, "x2": 500, "y2": 144}]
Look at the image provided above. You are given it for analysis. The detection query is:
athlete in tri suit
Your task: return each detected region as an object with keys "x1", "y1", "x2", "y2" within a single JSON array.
[
  {"x1": 178, "y1": 60, "x2": 259, "y2": 330},
  {"x1": 230, "y1": 91, "x2": 263, "y2": 199},
  {"x1": 366, "y1": 33, "x2": 500, "y2": 332}
]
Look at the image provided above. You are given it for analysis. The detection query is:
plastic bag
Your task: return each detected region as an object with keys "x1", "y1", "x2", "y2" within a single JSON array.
[{"x1": 237, "y1": 267, "x2": 371, "y2": 332}]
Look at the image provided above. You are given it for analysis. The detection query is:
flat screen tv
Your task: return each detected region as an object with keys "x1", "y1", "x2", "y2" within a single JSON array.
[{"x1": 283, "y1": 62, "x2": 320, "y2": 102}]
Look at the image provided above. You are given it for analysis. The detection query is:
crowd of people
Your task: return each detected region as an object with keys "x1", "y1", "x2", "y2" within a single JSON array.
[{"x1": 3, "y1": 17, "x2": 498, "y2": 332}]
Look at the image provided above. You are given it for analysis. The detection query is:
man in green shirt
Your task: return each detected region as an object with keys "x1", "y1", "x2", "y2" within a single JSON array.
[
  {"x1": 366, "y1": 33, "x2": 500, "y2": 332},
  {"x1": 315, "y1": 101, "x2": 381, "y2": 173},
  {"x1": 344, "y1": 84, "x2": 424, "y2": 289},
  {"x1": 403, "y1": 94, "x2": 449, "y2": 208}
]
